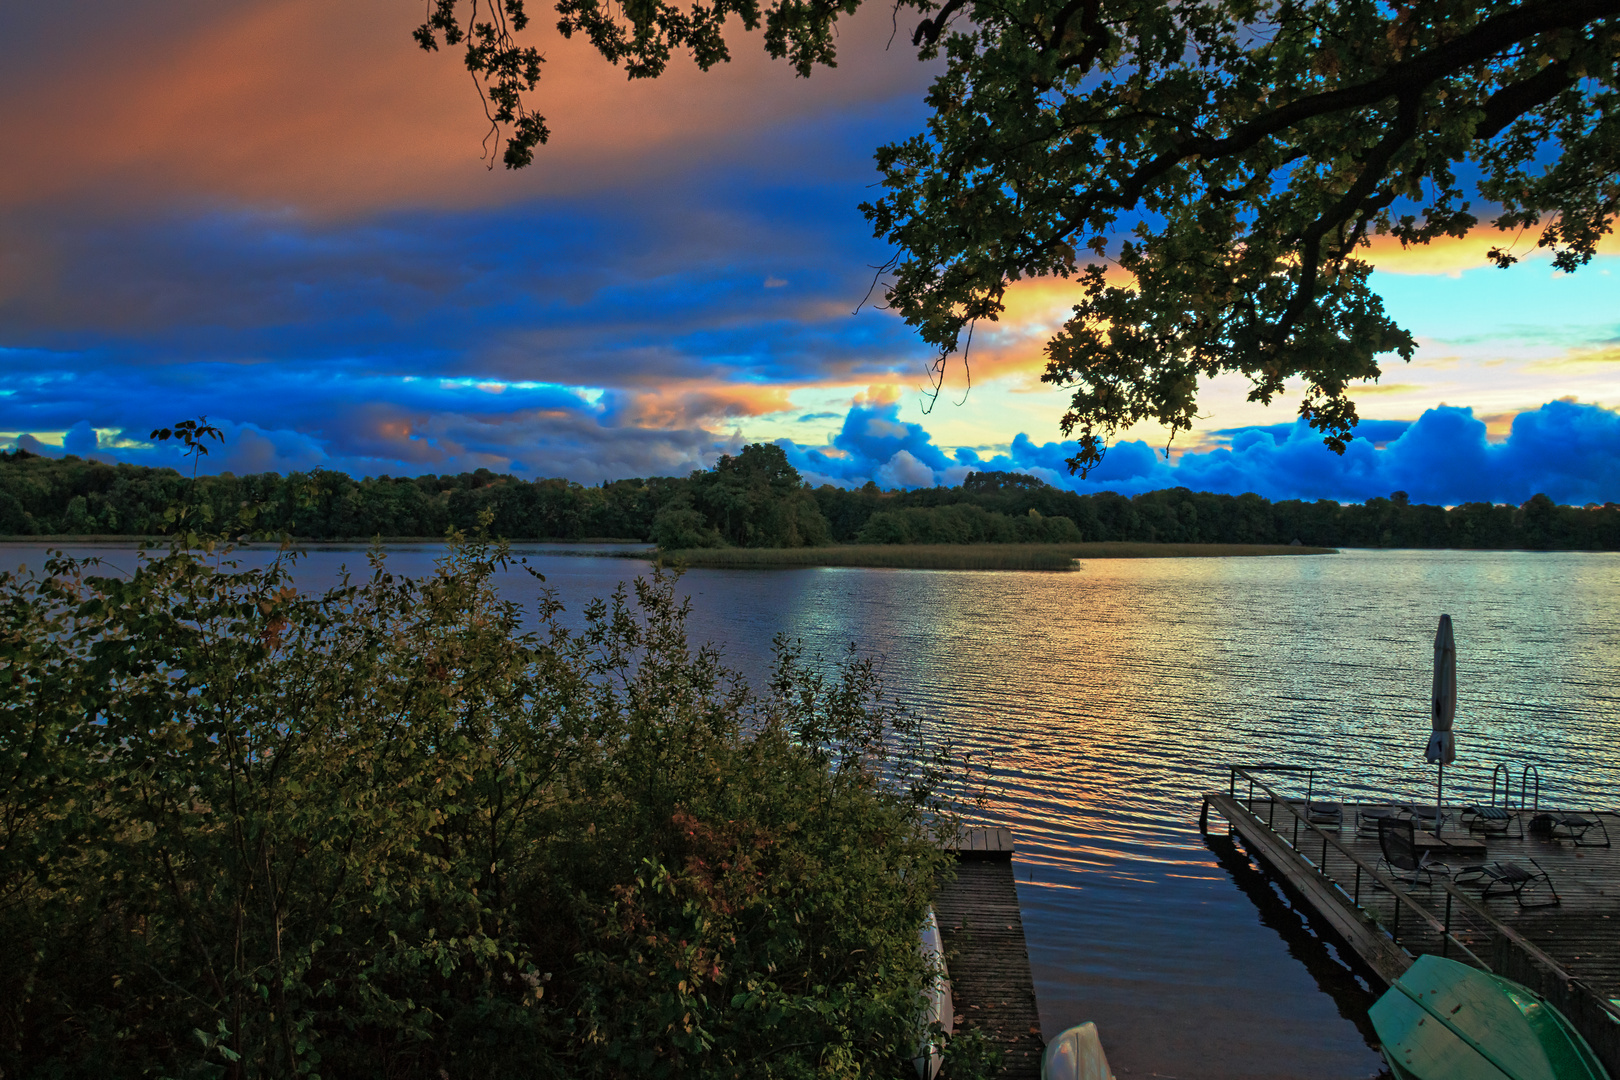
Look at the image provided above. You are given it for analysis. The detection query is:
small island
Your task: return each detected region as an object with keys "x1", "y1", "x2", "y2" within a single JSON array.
[{"x1": 657, "y1": 541, "x2": 1336, "y2": 571}]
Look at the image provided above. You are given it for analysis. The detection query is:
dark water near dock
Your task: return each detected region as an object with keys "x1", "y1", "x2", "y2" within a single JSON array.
[{"x1": 9, "y1": 544, "x2": 1618, "y2": 1078}]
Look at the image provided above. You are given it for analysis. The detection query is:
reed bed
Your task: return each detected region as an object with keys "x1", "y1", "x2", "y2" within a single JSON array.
[{"x1": 657, "y1": 541, "x2": 1336, "y2": 570}]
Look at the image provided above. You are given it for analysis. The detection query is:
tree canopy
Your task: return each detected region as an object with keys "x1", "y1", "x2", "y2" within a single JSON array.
[
  {"x1": 417, "y1": 0, "x2": 1620, "y2": 472},
  {"x1": 7, "y1": 448, "x2": 1620, "y2": 550}
]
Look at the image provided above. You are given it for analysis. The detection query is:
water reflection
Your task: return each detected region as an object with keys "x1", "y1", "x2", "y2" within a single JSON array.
[
  {"x1": 1200, "y1": 834, "x2": 1389, "y2": 1062},
  {"x1": 7, "y1": 544, "x2": 1617, "y2": 1078}
]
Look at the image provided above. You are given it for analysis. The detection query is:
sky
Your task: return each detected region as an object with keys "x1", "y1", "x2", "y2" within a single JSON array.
[{"x1": 2, "y1": 0, "x2": 1618, "y2": 506}]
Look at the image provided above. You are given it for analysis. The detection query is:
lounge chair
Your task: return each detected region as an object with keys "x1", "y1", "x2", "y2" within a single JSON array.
[
  {"x1": 1456, "y1": 858, "x2": 1560, "y2": 909},
  {"x1": 1401, "y1": 803, "x2": 1449, "y2": 833},
  {"x1": 1377, "y1": 817, "x2": 1455, "y2": 890},
  {"x1": 1287, "y1": 796, "x2": 1343, "y2": 830},
  {"x1": 1462, "y1": 802, "x2": 1519, "y2": 837},
  {"x1": 1530, "y1": 812, "x2": 1612, "y2": 848},
  {"x1": 1358, "y1": 804, "x2": 1401, "y2": 837},
  {"x1": 1308, "y1": 800, "x2": 1344, "y2": 830}
]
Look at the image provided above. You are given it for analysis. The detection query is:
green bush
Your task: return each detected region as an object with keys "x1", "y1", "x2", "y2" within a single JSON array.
[{"x1": 0, "y1": 534, "x2": 965, "y2": 1079}]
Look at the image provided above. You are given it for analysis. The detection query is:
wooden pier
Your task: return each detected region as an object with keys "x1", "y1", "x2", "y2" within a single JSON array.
[
  {"x1": 934, "y1": 827, "x2": 1043, "y2": 1079},
  {"x1": 1203, "y1": 769, "x2": 1620, "y2": 1075}
]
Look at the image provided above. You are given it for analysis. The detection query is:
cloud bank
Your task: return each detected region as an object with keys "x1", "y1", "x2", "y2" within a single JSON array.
[
  {"x1": 777, "y1": 399, "x2": 1620, "y2": 506},
  {"x1": 11, "y1": 371, "x2": 1619, "y2": 506}
]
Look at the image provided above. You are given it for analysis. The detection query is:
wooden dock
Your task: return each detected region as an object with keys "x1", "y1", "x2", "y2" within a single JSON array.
[
  {"x1": 933, "y1": 827, "x2": 1043, "y2": 1079},
  {"x1": 1203, "y1": 777, "x2": 1620, "y2": 1075}
]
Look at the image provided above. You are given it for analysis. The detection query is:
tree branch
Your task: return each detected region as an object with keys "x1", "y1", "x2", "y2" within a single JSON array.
[
  {"x1": 913, "y1": 0, "x2": 968, "y2": 47},
  {"x1": 1271, "y1": 94, "x2": 1421, "y2": 342},
  {"x1": 1072, "y1": 0, "x2": 1620, "y2": 217},
  {"x1": 1475, "y1": 54, "x2": 1583, "y2": 140}
]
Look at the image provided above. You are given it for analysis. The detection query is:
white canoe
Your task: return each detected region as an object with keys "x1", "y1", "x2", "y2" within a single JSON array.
[{"x1": 913, "y1": 906, "x2": 954, "y2": 1080}]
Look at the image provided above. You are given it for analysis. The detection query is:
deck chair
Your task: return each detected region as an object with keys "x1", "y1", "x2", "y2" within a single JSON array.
[
  {"x1": 1456, "y1": 858, "x2": 1560, "y2": 909},
  {"x1": 1377, "y1": 817, "x2": 1453, "y2": 890},
  {"x1": 1401, "y1": 804, "x2": 1449, "y2": 833},
  {"x1": 1462, "y1": 803, "x2": 1519, "y2": 838},
  {"x1": 1308, "y1": 800, "x2": 1344, "y2": 830},
  {"x1": 1358, "y1": 805, "x2": 1401, "y2": 837},
  {"x1": 1530, "y1": 812, "x2": 1612, "y2": 848},
  {"x1": 1287, "y1": 796, "x2": 1343, "y2": 830}
]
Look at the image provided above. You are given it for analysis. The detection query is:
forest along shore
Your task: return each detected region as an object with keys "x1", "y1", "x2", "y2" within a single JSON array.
[
  {"x1": 5, "y1": 442, "x2": 1618, "y2": 551},
  {"x1": 0, "y1": 540, "x2": 1334, "y2": 572}
]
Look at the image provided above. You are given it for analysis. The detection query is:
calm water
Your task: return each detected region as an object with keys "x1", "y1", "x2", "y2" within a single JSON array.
[{"x1": 9, "y1": 543, "x2": 1619, "y2": 1079}]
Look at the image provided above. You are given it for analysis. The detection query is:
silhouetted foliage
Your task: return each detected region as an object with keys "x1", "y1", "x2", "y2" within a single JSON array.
[
  {"x1": 3, "y1": 448, "x2": 1617, "y2": 549},
  {"x1": 855, "y1": 504, "x2": 1082, "y2": 545},
  {"x1": 420, "y1": 0, "x2": 1620, "y2": 471}
]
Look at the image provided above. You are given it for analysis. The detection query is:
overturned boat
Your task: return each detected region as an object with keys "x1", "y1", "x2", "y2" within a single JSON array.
[
  {"x1": 914, "y1": 906, "x2": 954, "y2": 1080},
  {"x1": 1369, "y1": 954, "x2": 1608, "y2": 1080}
]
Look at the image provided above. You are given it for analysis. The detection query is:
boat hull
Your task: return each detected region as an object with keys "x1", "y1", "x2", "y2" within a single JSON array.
[
  {"x1": 1369, "y1": 954, "x2": 1608, "y2": 1080},
  {"x1": 913, "y1": 906, "x2": 953, "y2": 1080},
  {"x1": 1040, "y1": 1021, "x2": 1113, "y2": 1080}
]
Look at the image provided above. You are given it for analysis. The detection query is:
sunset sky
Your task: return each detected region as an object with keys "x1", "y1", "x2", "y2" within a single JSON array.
[{"x1": 3, "y1": 0, "x2": 1618, "y2": 505}]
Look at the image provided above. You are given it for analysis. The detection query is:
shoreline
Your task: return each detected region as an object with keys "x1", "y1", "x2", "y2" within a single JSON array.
[
  {"x1": 5, "y1": 538, "x2": 1612, "y2": 562},
  {"x1": 0, "y1": 535, "x2": 650, "y2": 547},
  {"x1": 656, "y1": 542, "x2": 1340, "y2": 571}
]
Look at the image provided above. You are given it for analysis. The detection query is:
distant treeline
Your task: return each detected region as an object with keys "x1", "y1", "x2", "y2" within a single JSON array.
[{"x1": 3, "y1": 445, "x2": 1617, "y2": 550}]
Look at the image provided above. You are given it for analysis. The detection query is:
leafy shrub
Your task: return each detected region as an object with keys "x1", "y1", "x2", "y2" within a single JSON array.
[{"x1": 0, "y1": 534, "x2": 964, "y2": 1079}]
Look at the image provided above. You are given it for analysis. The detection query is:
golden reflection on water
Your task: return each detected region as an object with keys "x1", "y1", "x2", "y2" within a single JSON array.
[
  {"x1": 14, "y1": 544, "x2": 1618, "y2": 1079},
  {"x1": 735, "y1": 550, "x2": 1620, "y2": 1078}
]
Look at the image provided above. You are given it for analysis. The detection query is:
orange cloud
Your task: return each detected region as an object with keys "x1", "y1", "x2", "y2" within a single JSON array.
[
  {"x1": 1347, "y1": 382, "x2": 1424, "y2": 396},
  {"x1": 1473, "y1": 411, "x2": 1520, "y2": 441},
  {"x1": 619, "y1": 381, "x2": 794, "y2": 428},
  {"x1": 942, "y1": 276, "x2": 1088, "y2": 385},
  {"x1": 853, "y1": 383, "x2": 903, "y2": 405},
  {"x1": 2, "y1": 0, "x2": 938, "y2": 217}
]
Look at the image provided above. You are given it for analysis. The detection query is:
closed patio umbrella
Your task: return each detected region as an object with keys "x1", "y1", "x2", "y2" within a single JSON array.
[{"x1": 1424, "y1": 614, "x2": 1457, "y2": 835}]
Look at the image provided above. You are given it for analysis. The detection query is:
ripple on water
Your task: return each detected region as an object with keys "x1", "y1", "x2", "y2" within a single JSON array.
[{"x1": 11, "y1": 544, "x2": 1617, "y2": 1079}]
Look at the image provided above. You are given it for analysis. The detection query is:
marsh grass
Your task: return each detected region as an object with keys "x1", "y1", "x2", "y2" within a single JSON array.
[{"x1": 658, "y1": 541, "x2": 1336, "y2": 570}]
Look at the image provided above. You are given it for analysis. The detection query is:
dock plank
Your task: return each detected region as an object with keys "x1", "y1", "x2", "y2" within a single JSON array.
[
  {"x1": 933, "y1": 831, "x2": 1043, "y2": 1079},
  {"x1": 948, "y1": 825, "x2": 1016, "y2": 861}
]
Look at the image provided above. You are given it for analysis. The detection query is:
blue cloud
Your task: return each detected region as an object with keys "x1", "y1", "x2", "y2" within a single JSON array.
[
  {"x1": 0, "y1": 358, "x2": 729, "y2": 483},
  {"x1": 974, "y1": 401, "x2": 1619, "y2": 505},
  {"x1": 782, "y1": 402, "x2": 966, "y2": 488},
  {"x1": 768, "y1": 400, "x2": 1620, "y2": 505},
  {"x1": 1210, "y1": 417, "x2": 1413, "y2": 450},
  {"x1": 0, "y1": 128, "x2": 930, "y2": 485},
  {"x1": 12, "y1": 386, "x2": 1617, "y2": 507}
]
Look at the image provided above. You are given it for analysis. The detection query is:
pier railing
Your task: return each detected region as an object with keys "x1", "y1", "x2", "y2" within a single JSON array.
[
  {"x1": 1219, "y1": 764, "x2": 1492, "y2": 971},
  {"x1": 1208, "y1": 764, "x2": 1620, "y2": 1072}
]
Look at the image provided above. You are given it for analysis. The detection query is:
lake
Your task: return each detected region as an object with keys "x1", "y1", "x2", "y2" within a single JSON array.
[{"x1": 8, "y1": 542, "x2": 1618, "y2": 1079}]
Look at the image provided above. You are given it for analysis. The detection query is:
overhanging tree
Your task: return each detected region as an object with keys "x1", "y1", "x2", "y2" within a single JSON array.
[{"x1": 417, "y1": 0, "x2": 1620, "y2": 472}]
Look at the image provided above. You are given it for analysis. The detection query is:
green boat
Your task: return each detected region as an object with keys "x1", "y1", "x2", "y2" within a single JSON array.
[{"x1": 1369, "y1": 954, "x2": 1610, "y2": 1080}]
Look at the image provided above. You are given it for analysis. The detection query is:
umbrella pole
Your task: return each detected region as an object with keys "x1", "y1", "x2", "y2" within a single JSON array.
[{"x1": 1436, "y1": 762, "x2": 1444, "y2": 838}]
